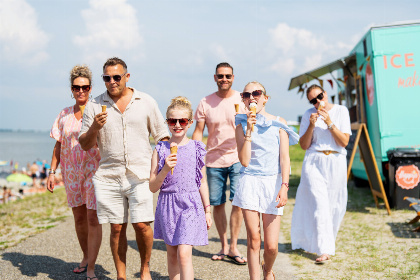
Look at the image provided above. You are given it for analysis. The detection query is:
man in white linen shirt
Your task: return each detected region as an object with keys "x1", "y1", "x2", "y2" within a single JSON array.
[{"x1": 79, "y1": 57, "x2": 169, "y2": 280}]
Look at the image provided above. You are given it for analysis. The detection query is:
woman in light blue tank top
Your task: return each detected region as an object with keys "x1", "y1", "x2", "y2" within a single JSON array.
[{"x1": 233, "y1": 81, "x2": 299, "y2": 280}]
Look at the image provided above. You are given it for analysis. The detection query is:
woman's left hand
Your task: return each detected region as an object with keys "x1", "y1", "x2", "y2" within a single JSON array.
[
  {"x1": 205, "y1": 212, "x2": 212, "y2": 230},
  {"x1": 275, "y1": 187, "x2": 288, "y2": 208},
  {"x1": 318, "y1": 108, "x2": 332, "y2": 126}
]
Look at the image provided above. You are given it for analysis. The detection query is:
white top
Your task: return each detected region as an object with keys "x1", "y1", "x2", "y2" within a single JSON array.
[{"x1": 299, "y1": 105, "x2": 351, "y2": 155}]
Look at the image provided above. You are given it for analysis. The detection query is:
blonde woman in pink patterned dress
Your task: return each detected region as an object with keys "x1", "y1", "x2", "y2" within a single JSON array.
[{"x1": 47, "y1": 65, "x2": 102, "y2": 280}]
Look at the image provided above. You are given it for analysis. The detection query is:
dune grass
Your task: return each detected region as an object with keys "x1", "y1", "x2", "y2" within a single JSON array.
[{"x1": 0, "y1": 187, "x2": 71, "y2": 250}]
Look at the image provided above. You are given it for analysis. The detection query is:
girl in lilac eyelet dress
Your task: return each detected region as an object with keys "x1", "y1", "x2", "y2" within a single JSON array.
[{"x1": 149, "y1": 96, "x2": 212, "y2": 280}]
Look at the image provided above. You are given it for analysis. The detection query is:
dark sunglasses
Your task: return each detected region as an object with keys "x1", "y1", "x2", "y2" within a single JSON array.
[
  {"x1": 102, "y1": 72, "x2": 127, "y2": 83},
  {"x1": 216, "y1": 74, "x2": 233, "y2": 79},
  {"x1": 241, "y1": 90, "x2": 264, "y2": 99},
  {"x1": 309, "y1": 92, "x2": 324, "y2": 105},
  {"x1": 166, "y1": 118, "x2": 191, "y2": 126},
  {"x1": 71, "y1": 85, "x2": 91, "y2": 92}
]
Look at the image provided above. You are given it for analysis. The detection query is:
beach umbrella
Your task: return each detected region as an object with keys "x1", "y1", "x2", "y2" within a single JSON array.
[{"x1": 6, "y1": 173, "x2": 32, "y2": 183}]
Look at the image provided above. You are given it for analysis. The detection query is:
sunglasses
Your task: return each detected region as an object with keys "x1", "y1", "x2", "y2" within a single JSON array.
[
  {"x1": 71, "y1": 85, "x2": 91, "y2": 92},
  {"x1": 241, "y1": 90, "x2": 264, "y2": 99},
  {"x1": 309, "y1": 92, "x2": 324, "y2": 105},
  {"x1": 166, "y1": 118, "x2": 191, "y2": 126},
  {"x1": 216, "y1": 74, "x2": 233, "y2": 79},
  {"x1": 102, "y1": 72, "x2": 127, "y2": 83}
]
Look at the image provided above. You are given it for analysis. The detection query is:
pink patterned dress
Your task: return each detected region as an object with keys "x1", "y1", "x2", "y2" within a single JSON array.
[{"x1": 50, "y1": 105, "x2": 100, "y2": 209}]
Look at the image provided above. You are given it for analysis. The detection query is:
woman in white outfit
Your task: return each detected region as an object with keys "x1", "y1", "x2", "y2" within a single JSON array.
[{"x1": 291, "y1": 84, "x2": 351, "y2": 264}]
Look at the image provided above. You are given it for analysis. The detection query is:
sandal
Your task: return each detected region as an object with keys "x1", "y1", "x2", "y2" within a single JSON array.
[
  {"x1": 261, "y1": 261, "x2": 275, "y2": 280},
  {"x1": 315, "y1": 254, "x2": 331, "y2": 264},
  {"x1": 73, "y1": 264, "x2": 88, "y2": 274},
  {"x1": 226, "y1": 255, "x2": 247, "y2": 265},
  {"x1": 86, "y1": 277, "x2": 98, "y2": 280}
]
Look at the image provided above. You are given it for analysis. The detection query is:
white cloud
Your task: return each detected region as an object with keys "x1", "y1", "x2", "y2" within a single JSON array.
[
  {"x1": 0, "y1": 0, "x2": 49, "y2": 65},
  {"x1": 268, "y1": 23, "x2": 353, "y2": 75},
  {"x1": 73, "y1": 0, "x2": 143, "y2": 62}
]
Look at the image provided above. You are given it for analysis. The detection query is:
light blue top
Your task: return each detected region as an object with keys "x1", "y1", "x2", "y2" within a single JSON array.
[{"x1": 235, "y1": 114, "x2": 299, "y2": 176}]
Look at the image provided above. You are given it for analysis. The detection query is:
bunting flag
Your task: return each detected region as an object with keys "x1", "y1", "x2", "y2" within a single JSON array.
[
  {"x1": 344, "y1": 75, "x2": 348, "y2": 82},
  {"x1": 298, "y1": 85, "x2": 304, "y2": 93},
  {"x1": 337, "y1": 78, "x2": 347, "y2": 87},
  {"x1": 331, "y1": 95, "x2": 336, "y2": 104},
  {"x1": 327, "y1": 79, "x2": 333, "y2": 88},
  {"x1": 358, "y1": 55, "x2": 371, "y2": 72},
  {"x1": 317, "y1": 79, "x2": 324, "y2": 88}
]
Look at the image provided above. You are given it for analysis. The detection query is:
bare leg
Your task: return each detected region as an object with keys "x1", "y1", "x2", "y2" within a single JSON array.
[
  {"x1": 132, "y1": 222, "x2": 153, "y2": 280},
  {"x1": 85, "y1": 209, "x2": 102, "y2": 279},
  {"x1": 110, "y1": 223, "x2": 128, "y2": 280},
  {"x1": 228, "y1": 205, "x2": 247, "y2": 263},
  {"x1": 166, "y1": 244, "x2": 180, "y2": 280},
  {"x1": 212, "y1": 203, "x2": 229, "y2": 259},
  {"x1": 72, "y1": 205, "x2": 88, "y2": 272},
  {"x1": 178, "y1": 245, "x2": 193, "y2": 280},
  {"x1": 243, "y1": 209, "x2": 261, "y2": 280},
  {"x1": 262, "y1": 213, "x2": 281, "y2": 280}
]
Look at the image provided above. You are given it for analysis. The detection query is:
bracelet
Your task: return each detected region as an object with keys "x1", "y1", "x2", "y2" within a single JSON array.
[
  {"x1": 49, "y1": 169, "x2": 56, "y2": 175},
  {"x1": 244, "y1": 135, "x2": 252, "y2": 142},
  {"x1": 327, "y1": 123, "x2": 334, "y2": 130},
  {"x1": 204, "y1": 204, "x2": 211, "y2": 209},
  {"x1": 281, "y1": 182, "x2": 289, "y2": 189}
]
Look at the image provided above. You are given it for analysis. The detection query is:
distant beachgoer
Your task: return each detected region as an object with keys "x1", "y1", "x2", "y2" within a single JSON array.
[
  {"x1": 150, "y1": 97, "x2": 212, "y2": 280},
  {"x1": 291, "y1": 84, "x2": 351, "y2": 264},
  {"x1": 192, "y1": 62, "x2": 247, "y2": 265},
  {"x1": 234, "y1": 81, "x2": 299, "y2": 279},
  {"x1": 79, "y1": 57, "x2": 170, "y2": 280},
  {"x1": 2, "y1": 186, "x2": 7, "y2": 204},
  {"x1": 47, "y1": 64, "x2": 102, "y2": 279},
  {"x1": 29, "y1": 162, "x2": 38, "y2": 188}
]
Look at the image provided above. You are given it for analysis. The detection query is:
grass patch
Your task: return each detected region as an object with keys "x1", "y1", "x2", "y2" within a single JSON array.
[
  {"x1": 281, "y1": 144, "x2": 420, "y2": 279},
  {"x1": 0, "y1": 187, "x2": 71, "y2": 250}
]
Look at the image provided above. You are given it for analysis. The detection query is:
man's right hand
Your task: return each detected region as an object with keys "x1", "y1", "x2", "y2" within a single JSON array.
[{"x1": 92, "y1": 112, "x2": 107, "y2": 131}]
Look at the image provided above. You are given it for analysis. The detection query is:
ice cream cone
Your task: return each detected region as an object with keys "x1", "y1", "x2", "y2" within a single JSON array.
[
  {"x1": 234, "y1": 104, "x2": 239, "y2": 113},
  {"x1": 170, "y1": 143, "x2": 178, "y2": 175},
  {"x1": 318, "y1": 101, "x2": 325, "y2": 111},
  {"x1": 249, "y1": 103, "x2": 257, "y2": 132},
  {"x1": 79, "y1": 105, "x2": 85, "y2": 116},
  {"x1": 102, "y1": 105, "x2": 107, "y2": 112}
]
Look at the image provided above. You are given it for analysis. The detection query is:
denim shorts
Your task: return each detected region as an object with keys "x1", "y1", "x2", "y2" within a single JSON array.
[{"x1": 206, "y1": 162, "x2": 241, "y2": 206}]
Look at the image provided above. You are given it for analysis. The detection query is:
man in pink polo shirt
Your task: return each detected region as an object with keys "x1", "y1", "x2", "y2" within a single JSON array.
[{"x1": 192, "y1": 62, "x2": 247, "y2": 265}]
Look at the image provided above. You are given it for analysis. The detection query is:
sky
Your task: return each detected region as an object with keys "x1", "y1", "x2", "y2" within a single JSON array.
[{"x1": 0, "y1": 0, "x2": 419, "y2": 131}]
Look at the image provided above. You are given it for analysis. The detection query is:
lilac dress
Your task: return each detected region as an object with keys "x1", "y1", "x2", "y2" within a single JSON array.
[{"x1": 153, "y1": 140, "x2": 208, "y2": 246}]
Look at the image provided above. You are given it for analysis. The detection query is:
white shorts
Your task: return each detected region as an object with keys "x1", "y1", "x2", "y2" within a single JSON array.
[
  {"x1": 232, "y1": 173, "x2": 284, "y2": 215},
  {"x1": 93, "y1": 171, "x2": 154, "y2": 224}
]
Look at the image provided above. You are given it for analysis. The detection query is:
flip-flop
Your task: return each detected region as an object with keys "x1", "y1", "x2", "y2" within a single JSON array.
[
  {"x1": 73, "y1": 264, "x2": 88, "y2": 274},
  {"x1": 211, "y1": 253, "x2": 226, "y2": 261},
  {"x1": 226, "y1": 255, "x2": 247, "y2": 265},
  {"x1": 315, "y1": 255, "x2": 331, "y2": 264}
]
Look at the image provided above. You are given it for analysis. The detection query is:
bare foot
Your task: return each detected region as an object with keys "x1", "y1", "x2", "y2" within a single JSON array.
[
  {"x1": 140, "y1": 264, "x2": 152, "y2": 280},
  {"x1": 211, "y1": 249, "x2": 228, "y2": 261}
]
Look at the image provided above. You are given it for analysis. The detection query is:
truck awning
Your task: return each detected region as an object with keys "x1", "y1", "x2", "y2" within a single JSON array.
[{"x1": 288, "y1": 54, "x2": 356, "y2": 90}]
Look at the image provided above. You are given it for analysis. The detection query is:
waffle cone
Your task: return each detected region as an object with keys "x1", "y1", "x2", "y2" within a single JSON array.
[
  {"x1": 170, "y1": 146, "x2": 177, "y2": 175},
  {"x1": 101, "y1": 105, "x2": 107, "y2": 112},
  {"x1": 79, "y1": 105, "x2": 85, "y2": 116}
]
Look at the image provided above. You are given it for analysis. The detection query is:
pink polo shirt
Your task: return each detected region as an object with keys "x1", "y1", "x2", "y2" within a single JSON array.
[{"x1": 194, "y1": 91, "x2": 246, "y2": 168}]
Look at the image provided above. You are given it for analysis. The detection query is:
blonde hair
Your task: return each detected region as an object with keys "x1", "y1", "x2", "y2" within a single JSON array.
[
  {"x1": 244, "y1": 81, "x2": 270, "y2": 99},
  {"x1": 166, "y1": 96, "x2": 193, "y2": 120},
  {"x1": 70, "y1": 65, "x2": 92, "y2": 86}
]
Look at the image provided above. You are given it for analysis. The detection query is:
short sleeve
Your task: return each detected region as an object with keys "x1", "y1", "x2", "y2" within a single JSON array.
[
  {"x1": 148, "y1": 98, "x2": 170, "y2": 143},
  {"x1": 194, "y1": 99, "x2": 206, "y2": 123},
  {"x1": 195, "y1": 140, "x2": 207, "y2": 188},
  {"x1": 155, "y1": 141, "x2": 168, "y2": 172},
  {"x1": 339, "y1": 106, "x2": 352, "y2": 135},
  {"x1": 299, "y1": 109, "x2": 311, "y2": 137},
  {"x1": 50, "y1": 109, "x2": 65, "y2": 142}
]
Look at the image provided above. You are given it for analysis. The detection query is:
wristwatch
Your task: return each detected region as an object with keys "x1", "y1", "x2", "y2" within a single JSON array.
[{"x1": 328, "y1": 123, "x2": 334, "y2": 130}]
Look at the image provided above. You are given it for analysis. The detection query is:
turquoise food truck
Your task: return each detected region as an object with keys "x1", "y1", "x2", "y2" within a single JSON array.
[{"x1": 288, "y1": 21, "x2": 420, "y2": 209}]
